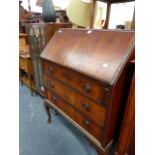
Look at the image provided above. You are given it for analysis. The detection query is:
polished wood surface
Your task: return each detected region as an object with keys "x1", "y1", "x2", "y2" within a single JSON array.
[
  {"x1": 41, "y1": 29, "x2": 135, "y2": 85},
  {"x1": 19, "y1": 57, "x2": 29, "y2": 73},
  {"x1": 19, "y1": 33, "x2": 30, "y2": 55},
  {"x1": 41, "y1": 29, "x2": 135, "y2": 154},
  {"x1": 43, "y1": 74, "x2": 106, "y2": 127},
  {"x1": 45, "y1": 89, "x2": 102, "y2": 141},
  {"x1": 101, "y1": 70, "x2": 125, "y2": 147},
  {"x1": 42, "y1": 60, "x2": 105, "y2": 103},
  {"x1": 114, "y1": 73, "x2": 135, "y2": 155}
]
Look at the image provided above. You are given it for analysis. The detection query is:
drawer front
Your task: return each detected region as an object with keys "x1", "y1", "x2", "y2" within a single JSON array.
[
  {"x1": 19, "y1": 57, "x2": 29, "y2": 72},
  {"x1": 43, "y1": 75, "x2": 106, "y2": 127},
  {"x1": 43, "y1": 61, "x2": 104, "y2": 103},
  {"x1": 45, "y1": 89, "x2": 102, "y2": 141}
]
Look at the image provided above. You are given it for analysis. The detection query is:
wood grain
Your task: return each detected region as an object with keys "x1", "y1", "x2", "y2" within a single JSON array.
[
  {"x1": 41, "y1": 29, "x2": 135, "y2": 153},
  {"x1": 41, "y1": 29, "x2": 135, "y2": 85},
  {"x1": 43, "y1": 75, "x2": 106, "y2": 127},
  {"x1": 42, "y1": 60, "x2": 105, "y2": 103},
  {"x1": 45, "y1": 90, "x2": 102, "y2": 141},
  {"x1": 114, "y1": 73, "x2": 135, "y2": 155}
]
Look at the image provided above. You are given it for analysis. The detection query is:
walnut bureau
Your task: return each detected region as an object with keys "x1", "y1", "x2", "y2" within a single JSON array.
[{"x1": 40, "y1": 29, "x2": 135, "y2": 154}]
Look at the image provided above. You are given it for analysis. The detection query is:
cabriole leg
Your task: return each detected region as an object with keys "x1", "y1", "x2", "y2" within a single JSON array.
[{"x1": 44, "y1": 101, "x2": 51, "y2": 123}]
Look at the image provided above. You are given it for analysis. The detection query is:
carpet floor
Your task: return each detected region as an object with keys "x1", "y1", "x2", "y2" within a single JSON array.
[{"x1": 19, "y1": 84, "x2": 98, "y2": 155}]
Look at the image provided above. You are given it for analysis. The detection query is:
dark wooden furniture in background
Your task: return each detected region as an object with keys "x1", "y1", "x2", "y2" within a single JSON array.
[
  {"x1": 41, "y1": 29, "x2": 135, "y2": 155},
  {"x1": 19, "y1": 33, "x2": 35, "y2": 94},
  {"x1": 26, "y1": 23, "x2": 72, "y2": 96},
  {"x1": 114, "y1": 72, "x2": 135, "y2": 155},
  {"x1": 19, "y1": 53, "x2": 35, "y2": 95}
]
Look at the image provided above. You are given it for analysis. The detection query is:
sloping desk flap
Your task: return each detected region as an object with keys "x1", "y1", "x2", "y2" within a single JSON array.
[{"x1": 41, "y1": 29, "x2": 135, "y2": 85}]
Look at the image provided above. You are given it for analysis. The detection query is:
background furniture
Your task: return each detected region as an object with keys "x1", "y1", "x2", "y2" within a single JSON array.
[
  {"x1": 26, "y1": 23, "x2": 72, "y2": 96},
  {"x1": 41, "y1": 28, "x2": 135, "y2": 155},
  {"x1": 19, "y1": 53, "x2": 35, "y2": 95},
  {"x1": 19, "y1": 33, "x2": 35, "y2": 94},
  {"x1": 19, "y1": 33, "x2": 30, "y2": 55}
]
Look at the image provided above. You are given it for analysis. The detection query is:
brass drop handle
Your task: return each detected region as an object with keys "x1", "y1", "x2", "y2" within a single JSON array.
[
  {"x1": 50, "y1": 82, "x2": 54, "y2": 88},
  {"x1": 84, "y1": 120, "x2": 90, "y2": 126},
  {"x1": 53, "y1": 96, "x2": 57, "y2": 103},
  {"x1": 21, "y1": 67, "x2": 25, "y2": 70},
  {"x1": 83, "y1": 102, "x2": 90, "y2": 110},
  {"x1": 83, "y1": 84, "x2": 91, "y2": 93},
  {"x1": 48, "y1": 67, "x2": 53, "y2": 74}
]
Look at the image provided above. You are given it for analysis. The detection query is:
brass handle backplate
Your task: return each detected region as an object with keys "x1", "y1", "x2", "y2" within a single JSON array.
[
  {"x1": 83, "y1": 84, "x2": 91, "y2": 93},
  {"x1": 83, "y1": 102, "x2": 90, "y2": 110}
]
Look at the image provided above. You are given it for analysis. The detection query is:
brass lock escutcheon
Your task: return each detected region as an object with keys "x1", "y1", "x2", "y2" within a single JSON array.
[
  {"x1": 84, "y1": 120, "x2": 90, "y2": 126},
  {"x1": 53, "y1": 96, "x2": 57, "y2": 103},
  {"x1": 48, "y1": 66, "x2": 53, "y2": 74}
]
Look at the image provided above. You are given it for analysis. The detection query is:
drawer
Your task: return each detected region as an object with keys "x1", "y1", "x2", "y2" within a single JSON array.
[
  {"x1": 42, "y1": 61, "x2": 104, "y2": 103},
  {"x1": 19, "y1": 57, "x2": 28, "y2": 72},
  {"x1": 43, "y1": 75, "x2": 106, "y2": 127},
  {"x1": 19, "y1": 56, "x2": 32, "y2": 73},
  {"x1": 45, "y1": 89, "x2": 102, "y2": 141}
]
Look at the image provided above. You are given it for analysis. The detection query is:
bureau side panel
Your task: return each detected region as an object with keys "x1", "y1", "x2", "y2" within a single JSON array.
[
  {"x1": 115, "y1": 73, "x2": 135, "y2": 155},
  {"x1": 101, "y1": 70, "x2": 125, "y2": 148}
]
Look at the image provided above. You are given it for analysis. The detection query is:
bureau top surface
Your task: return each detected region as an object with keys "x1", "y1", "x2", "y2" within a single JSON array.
[{"x1": 41, "y1": 29, "x2": 135, "y2": 85}]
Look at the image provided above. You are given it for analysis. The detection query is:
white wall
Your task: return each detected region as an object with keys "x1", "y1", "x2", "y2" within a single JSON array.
[{"x1": 109, "y1": 2, "x2": 135, "y2": 29}]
